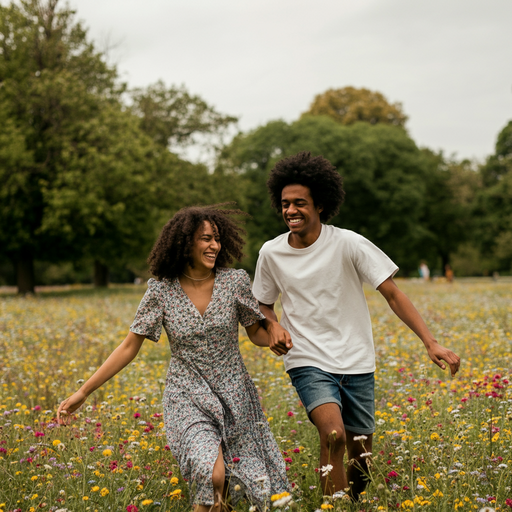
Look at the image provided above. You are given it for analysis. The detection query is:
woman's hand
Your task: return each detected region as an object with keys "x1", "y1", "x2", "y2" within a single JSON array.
[{"x1": 57, "y1": 389, "x2": 88, "y2": 425}]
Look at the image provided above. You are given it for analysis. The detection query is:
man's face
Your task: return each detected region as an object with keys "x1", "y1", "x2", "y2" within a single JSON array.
[{"x1": 281, "y1": 184, "x2": 323, "y2": 238}]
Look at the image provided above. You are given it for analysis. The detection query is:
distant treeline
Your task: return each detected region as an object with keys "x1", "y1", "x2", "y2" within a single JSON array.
[{"x1": 1, "y1": 1, "x2": 511, "y2": 293}]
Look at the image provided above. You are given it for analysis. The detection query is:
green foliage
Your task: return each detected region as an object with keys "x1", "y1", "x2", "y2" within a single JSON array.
[
  {"x1": 130, "y1": 80, "x2": 238, "y2": 149},
  {"x1": 474, "y1": 120, "x2": 512, "y2": 272},
  {"x1": 221, "y1": 116, "x2": 432, "y2": 273}
]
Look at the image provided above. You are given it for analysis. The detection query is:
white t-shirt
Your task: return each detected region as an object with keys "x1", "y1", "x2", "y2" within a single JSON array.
[{"x1": 252, "y1": 224, "x2": 398, "y2": 374}]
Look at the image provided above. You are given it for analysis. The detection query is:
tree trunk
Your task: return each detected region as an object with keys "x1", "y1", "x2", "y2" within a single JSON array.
[
  {"x1": 14, "y1": 251, "x2": 35, "y2": 295},
  {"x1": 94, "y1": 260, "x2": 109, "y2": 287},
  {"x1": 441, "y1": 252, "x2": 450, "y2": 276}
]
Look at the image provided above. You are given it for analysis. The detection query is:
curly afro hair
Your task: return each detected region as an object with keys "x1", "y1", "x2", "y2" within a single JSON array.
[
  {"x1": 148, "y1": 204, "x2": 249, "y2": 280},
  {"x1": 267, "y1": 151, "x2": 345, "y2": 222}
]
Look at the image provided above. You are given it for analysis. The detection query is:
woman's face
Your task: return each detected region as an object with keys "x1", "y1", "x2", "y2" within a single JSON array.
[{"x1": 190, "y1": 221, "x2": 221, "y2": 271}]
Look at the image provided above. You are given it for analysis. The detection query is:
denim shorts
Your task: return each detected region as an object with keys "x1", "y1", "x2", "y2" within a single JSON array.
[{"x1": 287, "y1": 366, "x2": 375, "y2": 434}]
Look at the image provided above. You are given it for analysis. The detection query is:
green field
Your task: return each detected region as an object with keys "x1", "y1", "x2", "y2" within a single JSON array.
[{"x1": 1, "y1": 280, "x2": 511, "y2": 511}]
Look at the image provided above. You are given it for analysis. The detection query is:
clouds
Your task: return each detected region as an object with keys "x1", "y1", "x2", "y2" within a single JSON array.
[{"x1": 66, "y1": 0, "x2": 512, "y2": 158}]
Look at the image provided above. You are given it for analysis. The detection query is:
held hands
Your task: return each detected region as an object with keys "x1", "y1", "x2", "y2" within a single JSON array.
[
  {"x1": 267, "y1": 321, "x2": 293, "y2": 356},
  {"x1": 426, "y1": 342, "x2": 461, "y2": 377},
  {"x1": 57, "y1": 389, "x2": 88, "y2": 426}
]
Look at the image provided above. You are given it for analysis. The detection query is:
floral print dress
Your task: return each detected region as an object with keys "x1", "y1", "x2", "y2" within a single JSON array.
[{"x1": 130, "y1": 268, "x2": 289, "y2": 508}]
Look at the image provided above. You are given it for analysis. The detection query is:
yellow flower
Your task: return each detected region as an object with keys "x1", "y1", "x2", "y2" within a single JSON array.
[
  {"x1": 91, "y1": 486, "x2": 100, "y2": 492},
  {"x1": 52, "y1": 439, "x2": 62, "y2": 446},
  {"x1": 100, "y1": 488, "x2": 109, "y2": 497},
  {"x1": 401, "y1": 500, "x2": 414, "y2": 508},
  {"x1": 170, "y1": 477, "x2": 179, "y2": 485},
  {"x1": 102, "y1": 449, "x2": 112, "y2": 456},
  {"x1": 141, "y1": 500, "x2": 153, "y2": 506},
  {"x1": 30, "y1": 475, "x2": 38, "y2": 481},
  {"x1": 430, "y1": 433, "x2": 440, "y2": 441},
  {"x1": 433, "y1": 490, "x2": 444, "y2": 497},
  {"x1": 82, "y1": 496, "x2": 89, "y2": 501},
  {"x1": 321, "y1": 505, "x2": 334, "y2": 510},
  {"x1": 271, "y1": 492, "x2": 290, "y2": 502}
]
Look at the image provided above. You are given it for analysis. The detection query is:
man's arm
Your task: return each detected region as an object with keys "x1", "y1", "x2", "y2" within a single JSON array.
[
  {"x1": 258, "y1": 302, "x2": 293, "y2": 356},
  {"x1": 377, "y1": 277, "x2": 460, "y2": 376}
]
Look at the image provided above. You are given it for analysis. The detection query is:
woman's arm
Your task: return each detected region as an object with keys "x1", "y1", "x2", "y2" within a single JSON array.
[
  {"x1": 244, "y1": 322, "x2": 270, "y2": 347},
  {"x1": 57, "y1": 332, "x2": 146, "y2": 424}
]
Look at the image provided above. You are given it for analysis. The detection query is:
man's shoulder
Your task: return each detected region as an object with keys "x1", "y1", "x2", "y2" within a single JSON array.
[
  {"x1": 323, "y1": 225, "x2": 363, "y2": 244},
  {"x1": 259, "y1": 231, "x2": 289, "y2": 254}
]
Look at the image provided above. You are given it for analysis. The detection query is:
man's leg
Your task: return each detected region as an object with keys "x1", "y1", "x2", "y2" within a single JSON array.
[
  {"x1": 346, "y1": 431, "x2": 373, "y2": 501},
  {"x1": 310, "y1": 403, "x2": 348, "y2": 495}
]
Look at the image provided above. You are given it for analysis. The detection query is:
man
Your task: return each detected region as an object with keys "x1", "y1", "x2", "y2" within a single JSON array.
[{"x1": 252, "y1": 151, "x2": 460, "y2": 500}]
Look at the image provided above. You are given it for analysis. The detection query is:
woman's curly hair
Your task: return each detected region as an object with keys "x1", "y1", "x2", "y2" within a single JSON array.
[
  {"x1": 148, "y1": 204, "x2": 249, "y2": 280},
  {"x1": 267, "y1": 151, "x2": 345, "y2": 222}
]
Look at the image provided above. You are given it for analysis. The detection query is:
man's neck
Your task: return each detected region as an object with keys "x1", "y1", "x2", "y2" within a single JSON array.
[{"x1": 288, "y1": 224, "x2": 322, "y2": 249}]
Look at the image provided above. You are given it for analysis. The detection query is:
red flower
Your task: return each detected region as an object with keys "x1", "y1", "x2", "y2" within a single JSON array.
[
  {"x1": 126, "y1": 506, "x2": 139, "y2": 512},
  {"x1": 505, "y1": 498, "x2": 512, "y2": 508},
  {"x1": 133, "y1": 413, "x2": 141, "y2": 418},
  {"x1": 287, "y1": 411, "x2": 294, "y2": 417},
  {"x1": 232, "y1": 457, "x2": 240, "y2": 463},
  {"x1": 284, "y1": 457, "x2": 293, "y2": 463}
]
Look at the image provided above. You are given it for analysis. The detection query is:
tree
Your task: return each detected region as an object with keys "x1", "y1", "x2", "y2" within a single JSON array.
[
  {"x1": 221, "y1": 116, "x2": 430, "y2": 274},
  {"x1": 475, "y1": 120, "x2": 512, "y2": 272},
  {"x1": 130, "y1": 80, "x2": 238, "y2": 150},
  {"x1": 419, "y1": 151, "x2": 481, "y2": 273},
  {"x1": 0, "y1": 0, "x2": 150, "y2": 291},
  {"x1": 302, "y1": 86, "x2": 407, "y2": 127}
]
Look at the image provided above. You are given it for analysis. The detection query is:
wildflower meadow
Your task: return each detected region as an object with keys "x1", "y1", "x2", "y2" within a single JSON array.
[{"x1": 1, "y1": 280, "x2": 511, "y2": 511}]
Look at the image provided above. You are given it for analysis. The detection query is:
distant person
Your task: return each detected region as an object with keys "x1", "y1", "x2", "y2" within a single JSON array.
[
  {"x1": 58, "y1": 205, "x2": 289, "y2": 512},
  {"x1": 252, "y1": 152, "x2": 461, "y2": 501},
  {"x1": 419, "y1": 261, "x2": 430, "y2": 282},
  {"x1": 445, "y1": 264, "x2": 454, "y2": 283}
]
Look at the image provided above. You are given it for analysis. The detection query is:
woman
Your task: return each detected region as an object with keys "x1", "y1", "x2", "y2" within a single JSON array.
[{"x1": 57, "y1": 205, "x2": 290, "y2": 511}]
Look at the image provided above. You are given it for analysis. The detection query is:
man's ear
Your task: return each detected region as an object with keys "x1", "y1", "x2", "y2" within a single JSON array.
[{"x1": 316, "y1": 204, "x2": 324, "y2": 214}]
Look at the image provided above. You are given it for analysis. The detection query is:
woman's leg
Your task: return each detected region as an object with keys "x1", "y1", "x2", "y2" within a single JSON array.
[{"x1": 194, "y1": 444, "x2": 226, "y2": 512}]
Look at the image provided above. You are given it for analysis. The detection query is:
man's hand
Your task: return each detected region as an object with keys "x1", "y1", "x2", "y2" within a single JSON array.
[
  {"x1": 426, "y1": 342, "x2": 460, "y2": 377},
  {"x1": 267, "y1": 321, "x2": 293, "y2": 356}
]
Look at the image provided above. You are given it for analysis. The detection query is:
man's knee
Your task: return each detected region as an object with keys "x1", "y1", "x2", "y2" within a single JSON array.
[{"x1": 319, "y1": 425, "x2": 347, "y2": 451}]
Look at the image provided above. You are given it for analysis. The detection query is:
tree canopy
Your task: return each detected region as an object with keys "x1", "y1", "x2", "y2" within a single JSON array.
[{"x1": 302, "y1": 86, "x2": 408, "y2": 127}]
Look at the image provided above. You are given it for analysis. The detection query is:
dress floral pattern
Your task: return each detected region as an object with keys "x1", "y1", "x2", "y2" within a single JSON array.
[{"x1": 130, "y1": 268, "x2": 290, "y2": 507}]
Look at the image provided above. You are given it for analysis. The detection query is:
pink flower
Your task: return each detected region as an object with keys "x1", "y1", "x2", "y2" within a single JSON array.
[
  {"x1": 232, "y1": 457, "x2": 240, "y2": 463},
  {"x1": 287, "y1": 411, "x2": 294, "y2": 417},
  {"x1": 164, "y1": 445, "x2": 170, "y2": 451},
  {"x1": 34, "y1": 431, "x2": 45, "y2": 437},
  {"x1": 505, "y1": 498, "x2": 512, "y2": 508},
  {"x1": 133, "y1": 413, "x2": 141, "y2": 418},
  {"x1": 126, "y1": 506, "x2": 139, "y2": 512},
  {"x1": 293, "y1": 448, "x2": 300, "y2": 453},
  {"x1": 284, "y1": 457, "x2": 292, "y2": 463}
]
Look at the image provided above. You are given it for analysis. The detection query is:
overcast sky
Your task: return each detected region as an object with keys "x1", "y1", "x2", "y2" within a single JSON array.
[{"x1": 64, "y1": 0, "x2": 512, "y2": 160}]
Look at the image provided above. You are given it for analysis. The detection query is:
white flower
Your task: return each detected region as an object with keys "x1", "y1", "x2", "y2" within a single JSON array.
[
  {"x1": 321, "y1": 464, "x2": 333, "y2": 476},
  {"x1": 479, "y1": 508, "x2": 495, "y2": 512},
  {"x1": 360, "y1": 452, "x2": 372, "y2": 458},
  {"x1": 333, "y1": 490, "x2": 346, "y2": 500},
  {"x1": 353, "y1": 435, "x2": 368, "y2": 441},
  {"x1": 273, "y1": 495, "x2": 292, "y2": 507}
]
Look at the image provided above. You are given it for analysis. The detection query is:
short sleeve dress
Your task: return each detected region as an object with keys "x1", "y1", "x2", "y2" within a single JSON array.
[{"x1": 130, "y1": 268, "x2": 290, "y2": 508}]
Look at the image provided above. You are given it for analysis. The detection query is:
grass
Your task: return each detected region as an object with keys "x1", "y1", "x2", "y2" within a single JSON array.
[{"x1": 0, "y1": 279, "x2": 511, "y2": 511}]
